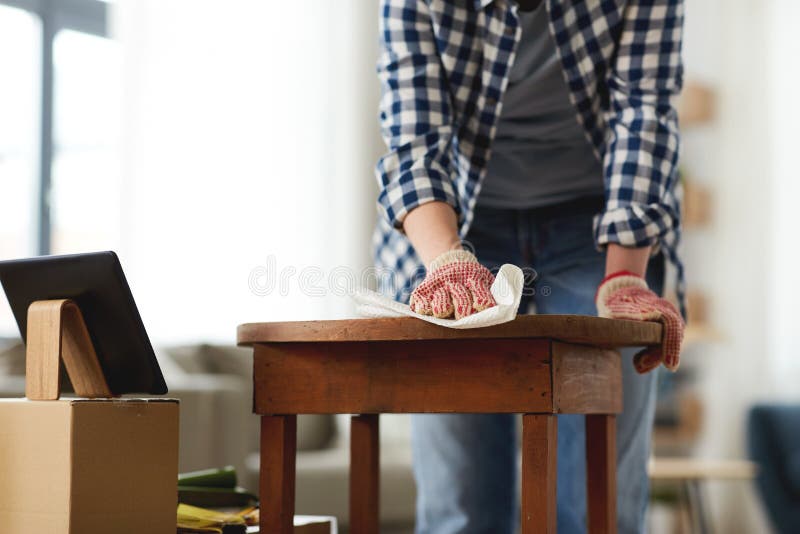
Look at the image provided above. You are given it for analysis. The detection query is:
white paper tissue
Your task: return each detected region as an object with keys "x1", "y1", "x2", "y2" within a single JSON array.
[{"x1": 352, "y1": 264, "x2": 524, "y2": 329}]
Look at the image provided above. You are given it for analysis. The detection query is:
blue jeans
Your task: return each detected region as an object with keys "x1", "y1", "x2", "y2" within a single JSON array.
[{"x1": 411, "y1": 198, "x2": 663, "y2": 534}]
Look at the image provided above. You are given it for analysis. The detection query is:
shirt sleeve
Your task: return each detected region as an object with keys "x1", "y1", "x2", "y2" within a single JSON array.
[
  {"x1": 594, "y1": 0, "x2": 685, "y2": 252},
  {"x1": 375, "y1": 0, "x2": 460, "y2": 230}
]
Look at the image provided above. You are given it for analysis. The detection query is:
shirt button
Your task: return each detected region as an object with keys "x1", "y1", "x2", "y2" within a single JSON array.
[
  {"x1": 505, "y1": 25, "x2": 516, "y2": 36},
  {"x1": 486, "y1": 97, "x2": 498, "y2": 107}
]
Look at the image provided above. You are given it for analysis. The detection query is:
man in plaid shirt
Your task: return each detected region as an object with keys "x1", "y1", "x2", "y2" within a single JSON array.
[{"x1": 373, "y1": 0, "x2": 686, "y2": 532}]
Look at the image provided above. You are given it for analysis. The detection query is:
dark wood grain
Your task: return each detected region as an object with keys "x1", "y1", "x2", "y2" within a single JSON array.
[
  {"x1": 552, "y1": 342, "x2": 622, "y2": 414},
  {"x1": 350, "y1": 414, "x2": 379, "y2": 534},
  {"x1": 238, "y1": 314, "x2": 661, "y2": 347},
  {"x1": 586, "y1": 414, "x2": 617, "y2": 534},
  {"x1": 244, "y1": 315, "x2": 632, "y2": 532},
  {"x1": 521, "y1": 414, "x2": 558, "y2": 534},
  {"x1": 253, "y1": 339, "x2": 552, "y2": 414},
  {"x1": 260, "y1": 415, "x2": 296, "y2": 534}
]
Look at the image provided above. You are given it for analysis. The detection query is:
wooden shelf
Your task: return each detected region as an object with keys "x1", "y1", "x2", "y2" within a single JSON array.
[
  {"x1": 684, "y1": 324, "x2": 724, "y2": 345},
  {"x1": 653, "y1": 392, "x2": 703, "y2": 454},
  {"x1": 682, "y1": 180, "x2": 712, "y2": 229},
  {"x1": 678, "y1": 82, "x2": 716, "y2": 127},
  {"x1": 649, "y1": 458, "x2": 757, "y2": 481}
]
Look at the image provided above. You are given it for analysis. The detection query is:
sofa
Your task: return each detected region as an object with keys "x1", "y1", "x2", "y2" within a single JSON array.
[
  {"x1": 0, "y1": 338, "x2": 417, "y2": 532},
  {"x1": 748, "y1": 404, "x2": 800, "y2": 534}
]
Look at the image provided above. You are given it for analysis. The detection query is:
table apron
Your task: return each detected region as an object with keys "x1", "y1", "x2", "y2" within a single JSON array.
[{"x1": 252, "y1": 339, "x2": 622, "y2": 415}]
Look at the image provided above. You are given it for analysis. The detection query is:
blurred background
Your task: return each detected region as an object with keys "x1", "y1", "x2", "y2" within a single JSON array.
[{"x1": 1, "y1": 0, "x2": 798, "y2": 532}]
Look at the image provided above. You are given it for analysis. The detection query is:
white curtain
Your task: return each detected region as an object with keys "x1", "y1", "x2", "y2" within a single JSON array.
[
  {"x1": 767, "y1": 0, "x2": 800, "y2": 394},
  {"x1": 112, "y1": 0, "x2": 381, "y2": 345}
]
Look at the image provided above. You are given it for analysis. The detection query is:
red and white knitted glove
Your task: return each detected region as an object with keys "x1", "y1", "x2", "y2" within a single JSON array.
[
  {"x1": 596, "y1": 271, "x2": 684, "y2": 374},
  {"x1": 410, "y1": 250, "x2": 496, "y2": 320}
]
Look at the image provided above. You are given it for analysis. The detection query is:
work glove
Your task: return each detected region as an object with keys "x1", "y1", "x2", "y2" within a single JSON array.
[
  {"x1": 595, "y1": 271, "x2": 684, "y2": 374},
  {"x1": 410, "y1": 250, "x2": 496, "y2": 320}
]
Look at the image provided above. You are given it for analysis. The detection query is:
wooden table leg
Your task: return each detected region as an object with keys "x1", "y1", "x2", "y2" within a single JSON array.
[
  {"x1": 350, "y1": 414, "x2": 379, "y2": 534},
  {"x1": 586, "y1": 414, "x2": 616, "y2": 534},
  {"x1": 260, "y1": 414, "x2": 297, "y2": 534},
  {"x1": 521, "y1": 414, "x2": 557, "y2": 534}
]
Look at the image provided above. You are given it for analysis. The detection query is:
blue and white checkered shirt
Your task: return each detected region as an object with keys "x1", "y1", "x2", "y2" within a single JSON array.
[{"x1": 372, "y1": 0, "x2": 685, "y2": 309}]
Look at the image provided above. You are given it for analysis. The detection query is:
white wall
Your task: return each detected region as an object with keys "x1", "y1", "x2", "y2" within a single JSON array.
[
  {"x1": 113, "y1": 0, "x2": 380, "y2": 345},
  {"x1": 681, "y1": 0, "x2": 794, "y2": 531},
  {"x1": 767, "y1": 0, "x2": 800, "y2": 394}
]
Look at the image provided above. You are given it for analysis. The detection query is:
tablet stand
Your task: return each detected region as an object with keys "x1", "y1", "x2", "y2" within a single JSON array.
[{"x1": 25, "y1": 299, "x2": 113, "y2": 400}]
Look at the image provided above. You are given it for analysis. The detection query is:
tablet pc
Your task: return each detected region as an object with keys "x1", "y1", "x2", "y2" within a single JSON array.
[{"x1": 0, "y1": 251, "x2": 167, "y2": 395}]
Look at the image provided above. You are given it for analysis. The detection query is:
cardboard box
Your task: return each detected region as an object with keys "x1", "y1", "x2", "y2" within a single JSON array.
[{"x1": 0, "y1": 398, "x2": 179, "y2": 534}]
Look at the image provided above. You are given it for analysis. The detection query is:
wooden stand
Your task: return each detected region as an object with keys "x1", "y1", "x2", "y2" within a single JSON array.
[{"x1": 25, "y1": 299, "x2": 112, "y2": 400}]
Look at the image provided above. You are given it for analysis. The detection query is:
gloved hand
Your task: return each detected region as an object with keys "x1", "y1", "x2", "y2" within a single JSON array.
[
  {"x1": 595, "y1": 271, "x2": 684, "y2": 374},
  {"x1": 410, "y1": 250, "x2": 496, "y2": 319}
]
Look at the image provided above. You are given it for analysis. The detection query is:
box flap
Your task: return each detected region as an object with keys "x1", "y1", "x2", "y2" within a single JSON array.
[
  {"x1": 0, "y1": 397, "x2": 178, "y2": 404},
  {"x1": 67, "y1": 397, "x2": 179, "y2": 404}
]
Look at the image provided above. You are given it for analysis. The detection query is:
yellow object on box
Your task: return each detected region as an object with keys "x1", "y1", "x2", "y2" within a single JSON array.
[
  {"x1": 0, "y1": 398, "x2": 179, "y2": 534},
  {"x1": 177, "y1": 504, "x2": 247, "y2": 533}
]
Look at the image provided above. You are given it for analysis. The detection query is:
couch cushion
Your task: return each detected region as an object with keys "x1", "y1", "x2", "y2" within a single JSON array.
[
  {"x1": 0, "y1": 339, "x2": 25, "y2": 376},
  {"x1": 164, "y1": 344, "x2": 253, "y2": 378},
  {"x1": 163, "y1": 345, "x2": 216, "y2": 374},
  {"x1": 788, "y1": 450, "x2": 800, "y2": 495},
  {"x1": 297, "y1": 415, "x2": 336, "y2": 452},
  {"x1": 244, "y1": 442, "x2": 416, "y2": 527},
  {"x1": 163, "y1": 344, "x2": 335, "y2": 452}
]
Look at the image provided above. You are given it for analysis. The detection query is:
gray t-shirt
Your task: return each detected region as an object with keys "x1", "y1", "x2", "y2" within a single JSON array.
[{"x1": 478, "y1": 3, "x2": 603, "y2": 209}]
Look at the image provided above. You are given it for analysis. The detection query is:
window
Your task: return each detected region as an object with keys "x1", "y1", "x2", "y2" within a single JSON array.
[
  {"x1": 0, "y1": 0, "x2": 112, "y2": 338},
  {"x1": 0, "y1": 5, "x2": 40, "y2": 260},
  {"x1": 51, "y1": 29, "x2": 121, "y2": 253}
]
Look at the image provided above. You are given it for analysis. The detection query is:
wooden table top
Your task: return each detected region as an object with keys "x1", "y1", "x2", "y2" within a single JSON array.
[{"x1": 237, "y1": 314, "x2": 661, "y2": 348}]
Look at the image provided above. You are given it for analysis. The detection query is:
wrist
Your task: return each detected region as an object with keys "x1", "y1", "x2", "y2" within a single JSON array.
[
  {"x1": 421, "y1": 240, "x2": 463, "y2": 269},
  {"x1": 605, "y1": 243, "x2": 651, "y2": 278},
  {"x1": 428, "y1": 249, "x2": 477, "y2": 272},
  {"x1": 595, "y1": 271, "x2": 649, "y2": 317},
  {"x1": 599, "y1": 270, "x2": 643, "y2": 287},
  {"x1": 403, "y1": 202, "x2": 461, "y2": 267}
]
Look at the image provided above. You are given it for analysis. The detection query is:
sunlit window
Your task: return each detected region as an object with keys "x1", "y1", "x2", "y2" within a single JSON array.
[
  {"x1": 0, "y1": 1, "x2": 111, "y2": 339},
  {"x1": 0, "y1": 5, "x2": 41, "y2": 337},
  {"x1": 0, "y1": 6, "x2": 40, "y2": 259},
  {"x1": 51, "y1": 29, "x2": 122, "y2": 254}
]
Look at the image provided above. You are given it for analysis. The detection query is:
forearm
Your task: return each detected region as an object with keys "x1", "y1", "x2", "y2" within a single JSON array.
[
  {"x1": 403, "y1": 201, "x2": 461, "y2": 268},
  {"x1": 597, "y1": 1, "x2": 682, "y2": 272},
  {"x1": 605, "y1": 243, "x2": 651, "y2": 278}
]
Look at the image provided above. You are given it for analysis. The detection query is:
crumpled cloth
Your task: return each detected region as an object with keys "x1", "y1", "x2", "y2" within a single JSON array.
[{"x1": 352, "y1": 264, "x2": 524, "y2": 329}]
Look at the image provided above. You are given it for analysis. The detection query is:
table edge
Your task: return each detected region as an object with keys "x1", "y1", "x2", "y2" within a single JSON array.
[{"x1": 236, "y1": 314, "x2": 662, "y2": 347}]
